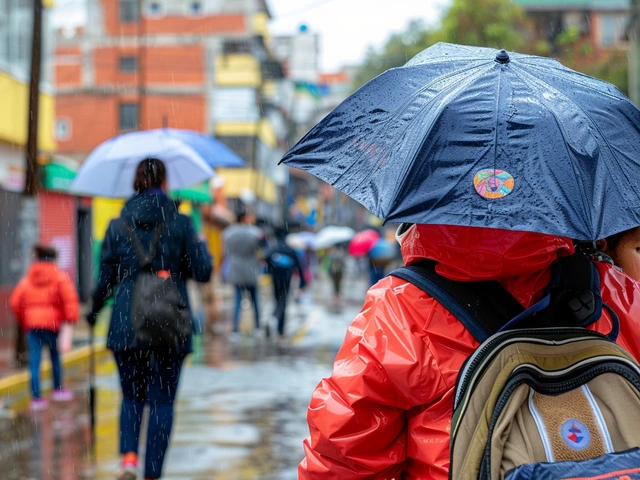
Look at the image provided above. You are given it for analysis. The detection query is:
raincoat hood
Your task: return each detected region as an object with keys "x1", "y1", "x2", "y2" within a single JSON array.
[
  {"x1": 121, "y1": 190, "x2": 178, "y2": 226},
  {"x1": 400, "y1": 224, "x2": 575, "y2": 307},
  {"x1": 27, "y1": 261, "x2": 59, "y2": 286}
]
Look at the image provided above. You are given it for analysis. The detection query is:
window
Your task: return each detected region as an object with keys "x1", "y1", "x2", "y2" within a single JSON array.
[
  {"x1": 600, "y1": 14, "x2": 617, "y2": 47},
  {"x1": 119, "y1": 0, "x2": 139, "y2": 23},
  {"x1": 119, "y1": 56, "x2": 138, "y2": 73},
  {"x1": 189, "y1": 1, "x2": 203, "y2": 15},
  {"x1": 119, "y1": 103, "x2": 138, "y2": 131},
  {"x1": 147, "y1": 0, "x2": 165, "y2": 16},
  {"x1": 55, "y1": 118, "x2": 71, "y2": 141}
]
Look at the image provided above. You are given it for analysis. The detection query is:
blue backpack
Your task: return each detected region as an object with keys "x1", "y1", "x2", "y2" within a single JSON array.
[{"x1": 390, "y1": 253, "x2": 640, "y2": 480}]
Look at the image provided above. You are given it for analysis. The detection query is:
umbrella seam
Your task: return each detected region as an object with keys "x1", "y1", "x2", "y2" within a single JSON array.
[
  {"x1": 514, "y1": 66, "x2": 640, "y2": 230},
  {"x1": 386, "y1": 64, "x2": 497, "y2": 218},
  {"x1": 324, "y1": 61, "x2": 494, "y2": 197},
  {"x1": 509, "y1": 67, "x2": 594, "y2": 237}
]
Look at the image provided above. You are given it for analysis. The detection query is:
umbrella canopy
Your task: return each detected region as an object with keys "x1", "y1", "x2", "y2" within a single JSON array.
[
  {"x1": 368, "y1": 238, "x2": 398, "y2": 260},
  {"x1": 70, "y1": 129, "x2": 244, "y2": 198},
  {"x1": 313, "y1": 226, "x2": 356, "y2": 250},
  {"x1": 281, "y1": 43, "x2": 640, "y2": 241},
  {"x1": 286, "y1": 231, "x2": 316, "y2": 250},
  {"x1": 349, "y1": 229, "x2": 380, "y2": 257}
]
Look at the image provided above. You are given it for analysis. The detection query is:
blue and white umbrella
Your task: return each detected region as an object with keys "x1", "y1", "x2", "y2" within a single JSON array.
[{"x1": 70, "y1": 129, "x2": 245, "y2": 198}]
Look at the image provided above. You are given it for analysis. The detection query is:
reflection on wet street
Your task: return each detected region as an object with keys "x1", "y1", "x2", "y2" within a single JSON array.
[{"x1": 0, "y1": 291, "x2": 363, "y2": 480}]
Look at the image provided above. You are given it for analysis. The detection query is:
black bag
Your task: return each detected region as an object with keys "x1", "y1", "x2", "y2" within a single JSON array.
[{"x1": 125, "y1": 222, "x2": 191, "y2": 349}]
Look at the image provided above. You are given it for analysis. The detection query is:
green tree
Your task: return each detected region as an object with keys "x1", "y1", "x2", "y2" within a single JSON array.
[
  {"x1": 434, "y1": 0, "x2": 526, "y2": 51},
  {"x1": 352, "y1": 0, "x2": 527, "y2": 89}
]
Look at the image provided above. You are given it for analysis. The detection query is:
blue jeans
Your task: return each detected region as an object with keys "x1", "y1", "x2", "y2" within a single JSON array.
[
  {"x1": 27, "y1": 329, "x2": 61, "y2": 398},
  {"x1": 233, "y1": 284, "x2": 260, "y2": 332},
  {"x1": 114, "y1": 350, "x2": 185, "y2": 479}
]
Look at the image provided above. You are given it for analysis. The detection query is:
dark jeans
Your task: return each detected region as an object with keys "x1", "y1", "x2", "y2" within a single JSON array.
[
  {"x1": 27, "y1": 329, "x2": 61, "y2": 398},
  {"x1": 233, "y1": 284, "x2": 260, "y2": 332},
  {"x1": 273, "y1": 278, "x2": 291, "y2": 336},
  {"x1": 114, "y1": 350, "x2": 186, "y2": 479}
]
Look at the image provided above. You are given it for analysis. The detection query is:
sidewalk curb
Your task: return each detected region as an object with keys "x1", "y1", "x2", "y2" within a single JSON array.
[{"x1": 0, "y1": 343, "x2": 109, "y2": 404}]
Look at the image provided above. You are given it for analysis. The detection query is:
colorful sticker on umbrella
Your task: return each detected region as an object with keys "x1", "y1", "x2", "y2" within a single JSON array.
[{"x1": 474, "y1": 169, "x2": 515, "y2": 199}]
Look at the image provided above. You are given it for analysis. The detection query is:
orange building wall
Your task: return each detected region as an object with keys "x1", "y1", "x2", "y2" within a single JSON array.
[
  {"x1": 56, "y1": 64, "x2": 83, "y2": 87},
  {"x1": 141, "y1": 95, "x2": 206, "y2": 131},
  {"x1": 56, "y1": 93, "x2": 207, "y2": 153},
  {"x1": 102, "y1": 0, "x2": 245, "y2": 36},
  {"x1": 94, "y1": 45, "x2": 205, "y2": 87},
  {"x1": 56, "y1": 95, "x2": 119, "y2": 153},
  {"x1": 55, "y1": 46, "x2": 83, "y2": 87},
  {"x1": 94, "y1": 46, "x2": 139, "y2": 87}
]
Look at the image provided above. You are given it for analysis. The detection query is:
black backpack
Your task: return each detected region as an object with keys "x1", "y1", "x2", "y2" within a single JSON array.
[{"x1": 125, "y1": 222, "x2": 191, "y2": 349}]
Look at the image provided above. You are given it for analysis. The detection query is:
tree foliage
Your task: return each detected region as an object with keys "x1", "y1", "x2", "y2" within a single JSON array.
[{"x1": 352, "y1": 0, "x2": 628, "y2": 94}]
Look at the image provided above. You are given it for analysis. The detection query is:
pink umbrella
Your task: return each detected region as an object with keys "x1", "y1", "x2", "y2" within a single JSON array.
[{"x1": 348, "y1": 229, "x2": 380, "y2": 257}]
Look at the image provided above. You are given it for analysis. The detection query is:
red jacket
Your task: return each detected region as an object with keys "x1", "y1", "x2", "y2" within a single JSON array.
[
  {"x1": 299, "y1": 224, "x2": 640, "y2": 479},
  {"x1": 10, "y1": 262, "x2": 79, "y2": 332}
]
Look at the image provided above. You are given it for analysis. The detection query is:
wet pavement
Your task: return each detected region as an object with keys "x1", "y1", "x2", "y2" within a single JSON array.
[{"x1": 0, "y1": 275, "x2": 368, "y2": 479}]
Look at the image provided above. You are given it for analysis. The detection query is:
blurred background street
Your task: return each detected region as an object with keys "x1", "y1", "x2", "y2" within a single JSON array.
[{"x1": 0, "y1": 270, "x2": 369, "y2": 480}]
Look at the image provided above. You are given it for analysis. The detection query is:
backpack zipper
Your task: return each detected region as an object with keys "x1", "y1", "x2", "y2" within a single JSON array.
[
  {"x1": 477, "y1": 359, "x2": 640, "y2": 479},
  {"x1": 454, "y1": 328, "x2": 607, "y2": 409}
]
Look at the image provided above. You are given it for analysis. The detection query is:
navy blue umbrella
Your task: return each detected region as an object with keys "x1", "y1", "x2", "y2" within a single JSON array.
[{"x1": 281, "y1": 43, "x2": 640, "y2": 241}]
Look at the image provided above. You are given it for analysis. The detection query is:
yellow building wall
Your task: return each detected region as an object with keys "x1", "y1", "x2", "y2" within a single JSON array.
[
  {"x1": 217, "y1": 167, "x2": 277, "y2": 204},
  {"x1": 215, "y1": 54, "x2": 261, "y2": 87},
  {"x1": 0, "y1": 71, "x2": 56, "y2": 152},
  {"x1": 215, "y1": 118, "x2": 276, "y2": 148},
  {"x1": 254, "y1": 13, "x2": 271, "y2": 43},
  {"x1": 92, "y1": 198, "x2": 124, "y2": 240}
]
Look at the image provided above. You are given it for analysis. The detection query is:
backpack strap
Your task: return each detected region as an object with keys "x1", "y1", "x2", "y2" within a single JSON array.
[
  {"x1": 124, "y1": 221, "x2": 163, "y2": 270},
  {"x1": 388, "y1": 261, "x2": 525, "y2": 343}
]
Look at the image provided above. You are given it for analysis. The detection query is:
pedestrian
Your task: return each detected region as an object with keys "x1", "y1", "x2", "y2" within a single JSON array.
[
  {"x1": 87, "y1": 158, "x2": 212, "y2": 480},
  {"x1": 298, "y1": 223, "x2": 640, "y2": 479},
  {"x1": 9, "y1": 245, "x2": 79, "y2": 411},
  {"x1": 265, "y1": 227, "x2": 307, "y2": 339},
  {"x1": 326, "y1": 245, "x2": 346, "y2": 307},
  {"x1": 222, "y1": 208, "x2": 264, "y2": 339}
]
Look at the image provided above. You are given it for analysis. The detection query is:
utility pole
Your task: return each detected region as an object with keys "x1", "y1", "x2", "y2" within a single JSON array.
[
  {"x1": 16, "y1": 0, "x2": 44, "y2": 365},
  {"x1": 24, "y1": 0, "x2": 43, "y2": 196}
]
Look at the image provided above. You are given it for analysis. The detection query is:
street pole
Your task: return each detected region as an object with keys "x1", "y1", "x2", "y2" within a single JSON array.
[
  {"x1": 24, "y1": 0, "x2": 43, "y2": 196},
  {"x1": 16, "y1": 0, "x2": 44, "y2": 364}
]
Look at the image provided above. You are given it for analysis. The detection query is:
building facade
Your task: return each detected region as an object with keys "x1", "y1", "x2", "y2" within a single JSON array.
[
  {"x1": 54, "y1": 0, "x2": 288, "y2": 224},
  {"x1": 0, "y1": 0, "x2": 59, "y2": 330},
  {"x1": 514, "y1": 0, "x2": 631, "y2": 54}
]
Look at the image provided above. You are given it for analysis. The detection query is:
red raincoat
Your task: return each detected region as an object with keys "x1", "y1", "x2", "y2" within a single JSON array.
[
  {"x1": 299, "y1": 224, "x2": 640, "y2": 479},
  {"x1": 10, "y1": 261, "x2": 79, "y2": 332}
]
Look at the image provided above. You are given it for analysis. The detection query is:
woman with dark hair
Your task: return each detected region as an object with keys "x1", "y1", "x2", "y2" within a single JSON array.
[{"x1": 88, "y1": 158, "x2": 213, "y2": 480}]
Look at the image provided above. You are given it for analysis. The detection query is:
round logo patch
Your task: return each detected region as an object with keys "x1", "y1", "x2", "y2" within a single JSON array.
[
  {"x1": 560, "y1": 419, "x2": 591, "y2": 450},
  {"x1": 473, "y1": 169, "x2": 515, "y2": 199}
]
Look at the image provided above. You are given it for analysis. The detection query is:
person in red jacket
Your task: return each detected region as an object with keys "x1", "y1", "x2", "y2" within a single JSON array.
[
  {"x1": 10, "y1": 245, "x2": 80, "y2": 411},
  {"x1": 299, "y1": 224, "x2": 640, "y2": 479}
]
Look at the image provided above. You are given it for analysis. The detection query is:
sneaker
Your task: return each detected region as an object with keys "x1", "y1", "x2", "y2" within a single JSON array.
[
  {"x1": 116, "y1": 469, "x2": 137, "y2": 480},
  {"x1": 118, "y1": 452, "x2": 139, "y2": 480},
  {"x1": 52, "y1": 389, "x2": 74, "y2": 402},
  {"x1": 30, "y1": 398, "x2": 49, "y2": 411}
]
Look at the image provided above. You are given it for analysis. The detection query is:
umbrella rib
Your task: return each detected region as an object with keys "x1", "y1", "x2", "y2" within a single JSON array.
[
  {"x1": 514, "y1": 67, "x2": 640, "y2": 211},
  {"x1": 383, "y1": 64, "x2": 496, "y2": 217},
  {"x1": 332, "y1": 63, "x2": 493, "y2": 207}
]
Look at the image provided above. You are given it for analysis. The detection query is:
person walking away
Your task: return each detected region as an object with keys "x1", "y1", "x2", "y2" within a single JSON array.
[
  {"x1": 10, "y1": 245, "x2": 79, "y2": 411},
  {"x1": 299, "y1": 223, "x2": 640, "y2": 479},
  {"x1": 223, "y1": 209, "x2": 264, "y2": 338},
  {"x1": 265, "y1": 228, "x2": 307, "y2": 339},
  {"x1": 87, "y1": 158, "x2": 212, "y2": 480},
  {"x1": 326, "y1": 245, "x2": 346, "y2": 310}
]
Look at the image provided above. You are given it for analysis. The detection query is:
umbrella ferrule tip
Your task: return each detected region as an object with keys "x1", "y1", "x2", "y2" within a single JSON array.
[{"x1": 495, "y1": 49, "x2": 510, "y2": 64}]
